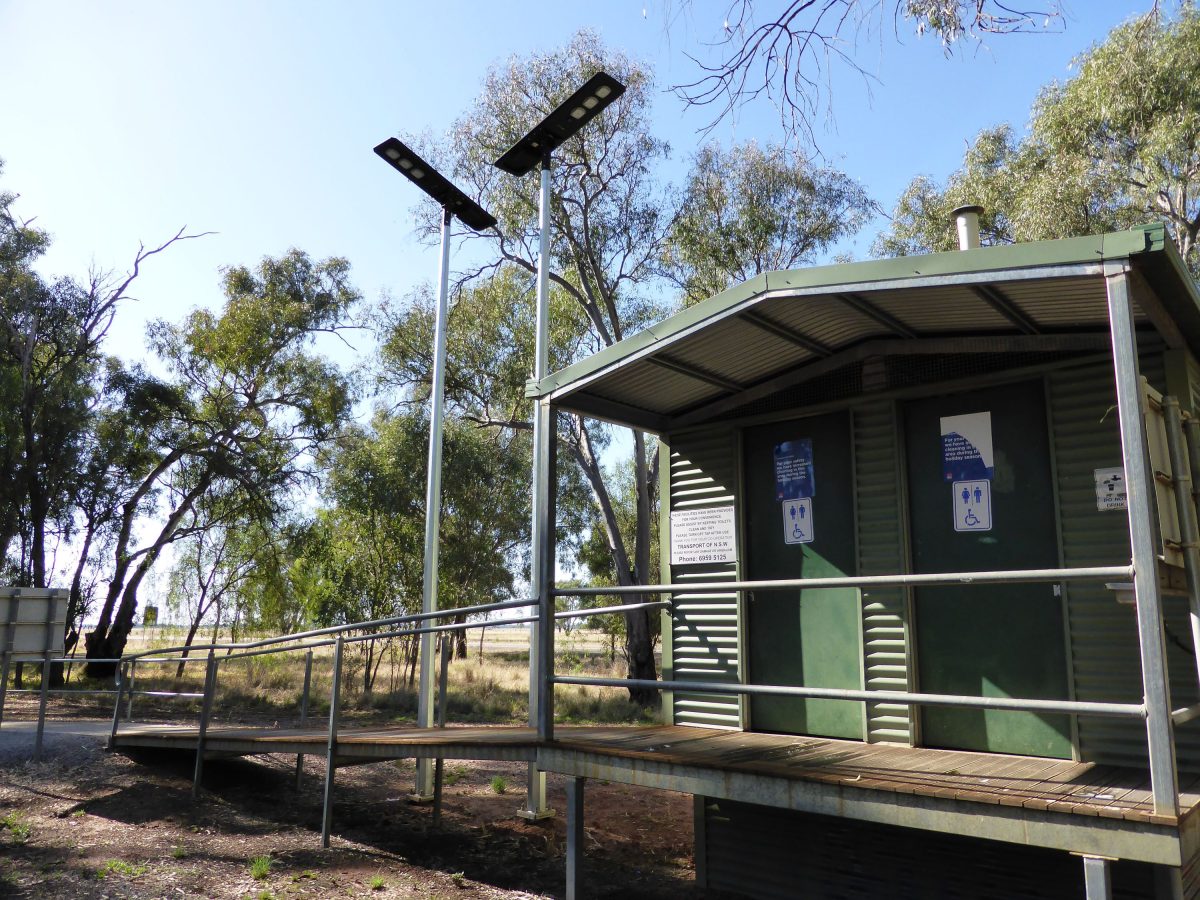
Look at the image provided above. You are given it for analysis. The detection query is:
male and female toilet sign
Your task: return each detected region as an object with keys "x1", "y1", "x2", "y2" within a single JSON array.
[
  {"x1": 942, "y1": 411, "x2": 994, "y2": 532},
  {"x1": 775, "y1": 439, "x2": 815, "y2": 545},
  {"x1": 773, "y1": 413, "x2": 996, "y2": 545}
]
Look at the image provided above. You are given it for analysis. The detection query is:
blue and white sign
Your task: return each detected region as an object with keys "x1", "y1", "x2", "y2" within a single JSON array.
[
  {"x1": 774, "y1": 439, "x2": 815, "y2": 500},
  {"x1": 953, "y1": 479, "x2": 992, "y2": 532},
  {"x1": 782, "y1": 498, "x2": 814, "y2": 545},
  {"x1": 941, "y1": 412, "x2": 994, "y2": 483}
]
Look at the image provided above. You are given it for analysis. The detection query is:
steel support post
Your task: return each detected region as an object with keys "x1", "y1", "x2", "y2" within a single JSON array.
[
  {"x1": 295, "y1": 649, "x2": 313, "y2": 789},
  {"x1": 321, "y1": 636, "x2": 345, "y2": 848},
  {"x1": 1163, "y1": 397, "x2": 1200, "y2": 691},
  {"x1": 432, "y1": 637, "x2": 451, "y2": 827},
  {"x1": 33, "y1": 593, "x2": 55, "y2": 761},
  {"x1": 536, "y1": 398, "x2": 557, "y2": 742},
  {"x1": 565, "y1": 776, "x2": 586, "y2": 900},
  {"x1": 192, "y1": 651, "x2": 218, "y2": 800},
  {"x1": 33, "y1": 655, "x2": 50, "y2": 761},
  {"x1": 523, "y1": 154, "x2": 554, "y2": 819},
  {"x1": 1082, "y1": 856, "x2": 1112, "y2": 900},
  {"x1": 108, "y1": 662, "x2": 127, "y2": 749},
  {"x1": 415, "y1": 208, "x2": 453, "y2": 801},
  {"x1": 1106, "y1": 265, "x2": 1179, "y2": 816}
]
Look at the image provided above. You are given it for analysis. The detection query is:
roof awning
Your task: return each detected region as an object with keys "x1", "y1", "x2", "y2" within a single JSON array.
[{"x1": 532, "y1": 225, "x2": 1200, "y2": 433}]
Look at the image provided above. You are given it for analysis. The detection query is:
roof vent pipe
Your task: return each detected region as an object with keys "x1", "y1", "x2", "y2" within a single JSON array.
[{"x1": 952, "y1": 205, "x2": 984, "y2": 251}]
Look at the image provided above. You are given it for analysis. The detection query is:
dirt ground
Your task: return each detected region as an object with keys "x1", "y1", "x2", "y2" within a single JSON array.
[{"x1": 0, "y1": 707, "x2": 730, "y2": 899}]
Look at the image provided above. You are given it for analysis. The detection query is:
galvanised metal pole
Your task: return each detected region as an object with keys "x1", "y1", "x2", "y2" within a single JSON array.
[
  {"x1": 414, "y1": 207, "x2": 454, "y2": 801},
  {"x1": 107, "y1": 662, "x2": 127, "y2": 750},
  {"x1": 1106, "y1": 263, "x2": 1178, "y2": 817},
  {"x1": 523, "y1": 153, "x2": 553, "y2": 818},
  {"x1": 192, "y1": 651, "x2": 218, "y2": 800}
]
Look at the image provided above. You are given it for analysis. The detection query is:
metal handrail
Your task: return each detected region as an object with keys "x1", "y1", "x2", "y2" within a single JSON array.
[
  {"x1": 122, "y1": 595, "x2": 538, "y2": 662},
  {"x1": 552, "y1": 675, "x2": 1147, "y2": 720},
  {"x1": 552, "y1": 565, "x2": 1133, "y2": 597}
]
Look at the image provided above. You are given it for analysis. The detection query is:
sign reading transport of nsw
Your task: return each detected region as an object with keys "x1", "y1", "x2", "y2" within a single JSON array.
[{"x1": 670, "y1": 505, "x2": 738, "y2": 566}]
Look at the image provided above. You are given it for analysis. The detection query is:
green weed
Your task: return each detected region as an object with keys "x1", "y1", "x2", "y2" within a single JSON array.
[
  {"x1": 370, "y1": 874, "x2": 386, "y2": 890},
  {"x1": 96, "y1": 859, "x2": 147, "y2": 879},
  {"x1": 249, "y1": 855, "x2": 273, "y2": 881},
  {"x1": 2, "y1": 812, "x2": 31, "y2": 844},
  {"x1": 489, "y1": 775, "x2": 508, "y2": 795}
]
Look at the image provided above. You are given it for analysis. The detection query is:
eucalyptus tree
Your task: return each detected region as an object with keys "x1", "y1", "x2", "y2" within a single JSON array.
[
  {"x1": 85, "y1": 250, "x2": 357, "y2": 668},
  {"x1": 666, "y1": 141, "x2": 875, "y2": 303},
  {"x1": 314, "y1": 410, "x2": 530, "y2": 691},
  {"x1": 669, "y1": 0, "x2": 1068, "y2": 140},
  {"x1": 875, "y1": 6, "x2": 1200, "y2": 276}
]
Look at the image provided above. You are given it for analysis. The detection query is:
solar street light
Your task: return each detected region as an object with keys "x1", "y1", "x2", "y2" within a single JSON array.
[
  {"x1": 374, "y1": 137, "x2": 494, "y2": 800},
  {"x1": 492, "y1": 71, "x2": 626, "y2": 817}
]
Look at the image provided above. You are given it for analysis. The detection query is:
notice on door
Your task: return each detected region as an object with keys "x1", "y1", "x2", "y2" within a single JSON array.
[
  {"x1": 781, "y1": 498, "x2": 814, "y2": 544},
  {"x1": 670, "y1": 505, "x2": 738, "y2": 566},
  {"x1": 952, "y1": 480, "x2": 992, "y2": 531},
  {"x1": 941, "y1": 411, "x2": 994, "y2": 482},
  {"x1": 774, "y1": 439, "x2": 815, "y2": 500}
]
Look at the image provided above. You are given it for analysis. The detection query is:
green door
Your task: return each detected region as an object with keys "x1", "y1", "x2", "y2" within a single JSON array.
[
  {"x1": 744, "y1": 411, "x2": 863, "y2": 740},
  {"x1": 904, "y1": 380, "x2": 1072, "y2": 758}
]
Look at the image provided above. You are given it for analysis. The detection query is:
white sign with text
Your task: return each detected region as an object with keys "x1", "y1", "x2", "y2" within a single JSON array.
[{"x1": 670, "y1": 505, "x2": 738, "y2": 566}]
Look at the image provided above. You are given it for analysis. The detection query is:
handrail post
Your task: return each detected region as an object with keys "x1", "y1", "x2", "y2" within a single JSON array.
[
  {"x1": 108, "y1": 662, "x2": 127, "y2": 749},
  {"x1": 321, "y1": 635, "x2": 344, "y2": 848},
  {"x1": 1106, "y1": 264, "x2": 1179, "y2": 817},
  {"x1": 295, "y1": 649, "x2": 313, "y2": 790},
  {"x1": 126, "y1": 659, "x2": 137, "y2": 722},
  {"x1": 192, "y1": 650, "x2": 218, "y2": 800}
]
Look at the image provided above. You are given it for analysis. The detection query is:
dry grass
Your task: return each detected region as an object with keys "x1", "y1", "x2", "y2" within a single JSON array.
[{"x1": 15, "y1": 625, "x2": 658, "y2": 729}]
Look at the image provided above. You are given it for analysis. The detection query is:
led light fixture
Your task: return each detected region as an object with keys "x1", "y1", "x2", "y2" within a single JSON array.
[{"x1": 373, "y1": 137, "x2": 496, "y2": 231}]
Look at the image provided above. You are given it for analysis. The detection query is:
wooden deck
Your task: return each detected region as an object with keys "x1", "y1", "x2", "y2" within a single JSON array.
[{"x1": 113, "y1": 722, "x2": 1200, "y2": 828}]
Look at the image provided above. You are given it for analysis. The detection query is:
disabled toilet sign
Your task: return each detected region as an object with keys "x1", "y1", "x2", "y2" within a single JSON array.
[
  {"x1": 782, "y1": 497, "x2": 814, "y2": 545},
  {"x1": 953, "y1": 480, "x2": 992, "y2": 532}
]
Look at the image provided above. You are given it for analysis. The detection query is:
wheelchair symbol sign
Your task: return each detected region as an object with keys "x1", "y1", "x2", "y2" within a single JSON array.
[
  {"x1": 782, "y1": 498, "x2": 814, "y2": 545},
  {"x1": 953, "y1": 480, "x2": 992, "y2": 532}
]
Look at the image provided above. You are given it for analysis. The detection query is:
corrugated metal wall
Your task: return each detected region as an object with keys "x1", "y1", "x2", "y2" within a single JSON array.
[
  {"x1": 1049, "y1": 356, "x2": 1200, "y2": 769},
  {"x1": 853, "y1": 401, "x2": 912, "y2": 744},
  {"x1": 667, "y1": 428, "x2": 742, "y2": 729},
  {"x1": 700, "y1": 798, "x2": 1158, "y2": 899}
]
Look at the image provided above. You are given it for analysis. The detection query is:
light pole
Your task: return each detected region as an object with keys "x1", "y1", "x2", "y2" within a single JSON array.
[
  {"x1": 493, "y1": 71, "x2": 625, "y2": 818},
  {"x1": 374, "y1": 137, "x2": 495, "y2": 800}
]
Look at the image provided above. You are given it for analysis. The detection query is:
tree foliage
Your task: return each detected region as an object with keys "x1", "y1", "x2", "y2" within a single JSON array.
[
  {"x1": 666, "y1": 141, "x2": 875, "y2": 302},
  {"x1": 875, "y1": 6, "x2": 1200, "y2": 275}
]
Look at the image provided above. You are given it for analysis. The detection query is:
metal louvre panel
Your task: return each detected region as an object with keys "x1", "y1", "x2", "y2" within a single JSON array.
[
  {"x1": 1002, "y1": 276, "x2": 1111, "y2": 326},
  {"x1": 868, "y1": 285, "x2": 1010, "y2": 331},
  {"x1": 701, "y1": 799, "x2": 1157, "y2": 899},
  {"x1": 665, "y1": 317, "x2": 813, "y2": 386},
  {"x1": 853, "y1": 401, "x2": 912, "y2": 744},
  {"x1": 669, "y1": 429, "x2": 741, "y2": 729},
  {"x1": 1049, "y1": 356, "x2": 1200, "y2": 770}
]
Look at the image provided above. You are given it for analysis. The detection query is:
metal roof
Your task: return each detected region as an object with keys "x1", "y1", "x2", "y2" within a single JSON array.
[{"x1": 532, "y1": 224, "x2": 1200, "y2": 433}]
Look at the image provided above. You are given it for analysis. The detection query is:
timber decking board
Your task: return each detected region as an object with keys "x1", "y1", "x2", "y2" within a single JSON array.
[{"x1": 112, "y1": 722, "x2": 1195, "y2": 826}]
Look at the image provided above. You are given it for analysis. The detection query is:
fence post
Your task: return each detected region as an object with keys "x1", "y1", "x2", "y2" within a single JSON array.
[
  {"x1": 295, "y1": 649, "x2": 313, "y2": 790},
  {"x1": 321, "y1": 635, "x2": 345, "y2": 848},
  {"x1": 432, "y1": 636, "x2": 451, "y2": 827},
  {"x1": 126, "y1": 659, "x2": 137, "y2": 722},
  {"x1": 192, "y1": 651, "x2": 218, "y2": 800}
]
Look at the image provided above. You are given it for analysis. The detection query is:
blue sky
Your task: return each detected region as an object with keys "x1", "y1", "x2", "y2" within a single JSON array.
[{"x1": 1, "y1": 1, "x2": 1150, "y2": 365}]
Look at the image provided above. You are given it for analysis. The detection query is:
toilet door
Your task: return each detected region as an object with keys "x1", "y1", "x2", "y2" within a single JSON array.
[
  {"x1": 743, "y1": 411, "x2": 863, "y2": 740},
  {"x1": 904, "y1": 379, "x2": 1071, "y2": 758}
]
